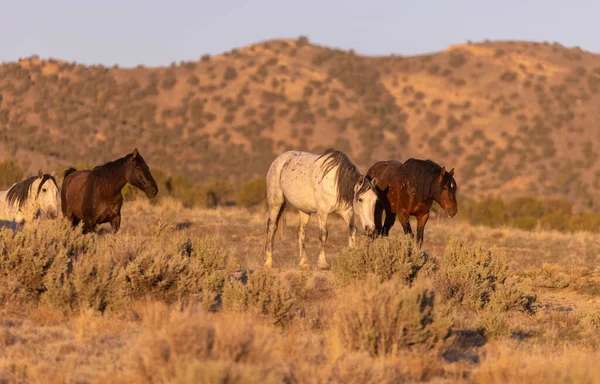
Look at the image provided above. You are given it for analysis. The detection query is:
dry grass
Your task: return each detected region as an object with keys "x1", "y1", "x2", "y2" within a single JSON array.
[{"x1": 1, "y1": 198, "x2": 600, "y2": 383}]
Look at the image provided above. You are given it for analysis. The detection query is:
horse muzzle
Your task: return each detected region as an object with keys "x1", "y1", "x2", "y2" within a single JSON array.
[
  {"x1": 446, "y1": 207, "x2": 458, "y2": 218},
  {"x1": 364, "y1": 226, "x2": 375, "y2": 237},
  {"x1": 146, "y1": 186, "x2": 158, "y2": 198}
]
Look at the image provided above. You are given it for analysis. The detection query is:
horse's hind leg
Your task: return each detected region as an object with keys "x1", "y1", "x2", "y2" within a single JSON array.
[
  {"x1": 316, "y1": 211, "x2": 330, "y2": 270},
  {"x1": 264, "y1": 199, "x2": 285, "y2": 269},
  {"x1": 298, "y1": 211, "x2": 311, "y2": 270}
]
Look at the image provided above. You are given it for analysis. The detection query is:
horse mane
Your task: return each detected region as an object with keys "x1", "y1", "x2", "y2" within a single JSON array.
[
  {"x1": 6, "y1": 174, "x2": 58, "y2": 209},
  {"x1": 92, "y1": 154, "x2": 130, "y2": 179},
  {"x1": 401, "y1": 158, "x2": 455, "y2": 199},
  {"x1": 64, "y1": 167, "x2": 77, "y2": 178},
  {"x1": 317, "y1": 148, "x2": 367, "y2": 206}
]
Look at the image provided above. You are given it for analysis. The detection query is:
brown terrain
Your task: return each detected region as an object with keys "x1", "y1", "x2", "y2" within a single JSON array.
[{"x1": 2, "y1": 37, "x2": 600, "y2": 208}]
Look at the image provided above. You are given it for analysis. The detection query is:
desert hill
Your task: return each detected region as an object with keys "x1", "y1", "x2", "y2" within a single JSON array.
[{"x1": 1, "y1": 37, "x2": 600, "y2": 207}]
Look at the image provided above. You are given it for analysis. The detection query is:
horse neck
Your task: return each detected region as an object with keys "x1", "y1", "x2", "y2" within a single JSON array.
[
  {"x1": 17, "y1": 181, "x2": 40, "y2": 219},
  {"x1": 95, "y1": 158, "x2": 129, "y2": 196}
]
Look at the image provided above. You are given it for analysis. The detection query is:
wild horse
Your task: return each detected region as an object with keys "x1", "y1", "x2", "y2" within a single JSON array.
[
  {"x1": 61, "y1": 149, "x2": 158, "y2": 234},
  {"x1": 366, "y1": 158, "x2": 458, "y2": 247},
  {"x1": 0, "y1": 169, "x2": 60, "y2": 225},
  {"x1": 264, "y1": 148, "x2": 379, "y2": 270}
]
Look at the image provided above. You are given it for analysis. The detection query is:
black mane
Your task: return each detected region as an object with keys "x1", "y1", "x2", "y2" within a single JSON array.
[
  {"x1": 92, "y1": 154, "x2": 130, "y2": 179},
  {"x1": 6, "y1": 174, "x2": 58, "y2": 209},
  {"x1": 400, "y1": 158, "x2": 456, "y2": 199},
  {"x1": 317, "y1": 148, "x2": 371, "y2": 206}
]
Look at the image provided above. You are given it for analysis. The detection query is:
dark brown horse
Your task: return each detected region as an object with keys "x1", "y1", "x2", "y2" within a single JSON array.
[
  {"x1": 366, "y1": 158, "x2": 458, "y2": 247},
  {"x1": 61, "y1": 149, "x2": 158, "y2": 234}
]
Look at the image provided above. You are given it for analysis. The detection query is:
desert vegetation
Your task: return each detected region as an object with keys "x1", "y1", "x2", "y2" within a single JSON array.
[{"x1": 1, "y1": 199, "x2": 600, "y2": 383}]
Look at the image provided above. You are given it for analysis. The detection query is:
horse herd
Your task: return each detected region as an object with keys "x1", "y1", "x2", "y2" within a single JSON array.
[{"x1": 0, "y1": 148, "x2": 458, "y2": 270}]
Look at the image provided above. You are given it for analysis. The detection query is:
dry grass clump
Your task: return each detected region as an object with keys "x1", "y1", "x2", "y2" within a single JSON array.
[
  {"x1": 332, "y1": 276, "x2": 451, "y2": 357},
  {"x1": 333, "y1": 235, "x2": 434, "y2": 284}
]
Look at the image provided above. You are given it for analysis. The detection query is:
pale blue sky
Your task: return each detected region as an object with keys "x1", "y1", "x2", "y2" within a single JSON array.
[{"x1": 1, "y1": 0, "x2": 599, "y2": 67}]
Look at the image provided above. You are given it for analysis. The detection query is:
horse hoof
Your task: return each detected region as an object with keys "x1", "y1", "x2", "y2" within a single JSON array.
[
  {"x1": 318, "y1": 261, "x2": 331, "y2": 271},
  {"x1": 299, "y1": 263, "x2": 312, "y2": 271}
]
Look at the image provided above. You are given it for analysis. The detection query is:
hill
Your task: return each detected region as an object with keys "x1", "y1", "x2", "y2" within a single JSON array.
[{"x1": 1, "y1": 37, "x2": 600, "y2": 207}]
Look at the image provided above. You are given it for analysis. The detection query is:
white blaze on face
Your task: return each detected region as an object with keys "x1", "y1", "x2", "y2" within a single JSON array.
[
  {"x1": 37, "y1": 179, "x2": 60, "y2": 219},
  {"x1": 353, "y1": 177, "x2": 378, "y2": 235}
]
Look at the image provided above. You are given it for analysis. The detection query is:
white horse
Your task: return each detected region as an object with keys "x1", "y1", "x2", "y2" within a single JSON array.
[
  {"x1": 0, "y1": 169, "x2": 60, "y2": 227},
  {"x1": 264, "y1": 148, "x2": 378, "y2": 270}
]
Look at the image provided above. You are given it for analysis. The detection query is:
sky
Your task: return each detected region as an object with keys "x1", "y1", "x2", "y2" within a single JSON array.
[{"x1": 1, "y1": 0, "x2": 599, "y2": 67}]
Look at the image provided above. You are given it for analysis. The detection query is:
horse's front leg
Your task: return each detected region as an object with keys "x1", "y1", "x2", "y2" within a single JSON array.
[
  {"x1": 82, "y1": 220, "x2": 96, "y2": 234},
  {"x1": 415, "y1": 212, "x2": 429, "y2": 248},
  {"x1": 398, "y1": 210, "x2": 413, "y2": 237},
  {"x1": 110, "y1": 214, "x2": 121, "y2": 234},
  {"x1": 340, "y1": 209, "x2": 356, "y2": 248},
  {"x1": 316, "y1": 211, "x2": 330, "y2": 270}
]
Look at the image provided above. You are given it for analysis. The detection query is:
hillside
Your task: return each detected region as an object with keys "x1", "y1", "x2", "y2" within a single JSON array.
[{"x1": 1, "y1": 37, "x2": 600, "y2": 207}]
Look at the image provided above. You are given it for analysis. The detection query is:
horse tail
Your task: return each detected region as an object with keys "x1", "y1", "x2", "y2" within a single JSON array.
[{"x1": 64, "y1": 167, "x2": 77, "y2": 179}]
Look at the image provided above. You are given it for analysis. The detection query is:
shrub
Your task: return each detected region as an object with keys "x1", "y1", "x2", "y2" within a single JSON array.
[
  {"x1": 222, "y1": 269, "x2": 295, "y2": 325},
  {"x1": 187, "y1": 75, "x2": 200, "y2": 86},
  {"x1": 499, "y1": 71, "x2": 518, "y2": 82},
  {"x1": 238, "y1": 177, "x2": 267, "y2": 208},
  {"x1": 0, "y1": 221, "x2": 238, "y2": 313},
  {"x1": 448, "y1": 51, "x2": 467, "y2": 68},
  {"x1": 224, "y1": 66, "x2": 238, "y2": 81},
  {"x1": 434, "y1": 238, "x2": 534, "y2": 312},
  {"x1": 161, "y1": 71, "x2": 177, "y2": 90},
  {"x1": 334, "y1": 235, "x2": 434, "y2": 284},
  {"x1": 333, "y1": 277, "x2": 450, "y2": 356}
]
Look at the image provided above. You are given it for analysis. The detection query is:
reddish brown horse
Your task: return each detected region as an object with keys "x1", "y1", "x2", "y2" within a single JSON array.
[
  {"x1": 366, "y1": 159, "x2": 458, "y2": 246},
  {"x1": 61, "y1": 149, "x2": 158, "y2": 234}
]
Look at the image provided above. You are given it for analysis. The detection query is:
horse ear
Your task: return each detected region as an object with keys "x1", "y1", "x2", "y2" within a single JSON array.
[
  {"x1": 370, "y1": 177, "x2": 378, "y2": 188},
  {"x1": 132, "y1": 148, "x2": 139, "y2": 158},
  {"x1": 51, "y1": 170, "x2": 56, "y2": 177},
  {"x1": 440, "y1": 166, "x2": 446, "y2": 176},
  {"x1": 449, "y1": 168, "x2": 454, "y2": 176},
  {"x1": 38, "y1": 169, "x2": 43, "y2": 179},
  {"x1": 354, "y1": 177, "x2": 365, "y2": 192}
]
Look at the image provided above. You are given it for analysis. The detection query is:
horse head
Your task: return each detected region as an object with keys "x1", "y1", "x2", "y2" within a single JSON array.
[
  {"x1": 353, "y1": 176, "x2": 379, "y2": 237},
  {"x1": 433, "y1": 167, "x2": 458, "y2": 218},
  {"x1": 125, "y1": 149, "x2": 159, "y2": 198},
  {"x1": 35, "y1": 169, "x2": 60, "y2": 219}
]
